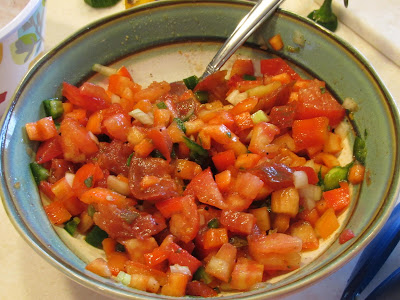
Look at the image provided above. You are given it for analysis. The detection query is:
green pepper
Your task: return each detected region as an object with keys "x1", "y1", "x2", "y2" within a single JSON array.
[
  {"x1": 156, "y1": 101, "x2": 167, "y2": 109},
  {"x1": 183, "y1": 75, "x2": 199, "y2": 90},
  {"x1": 207, "y1": 218, "x2": 220, "y2": 228},
  {"x1": 174, "y1": 118, "x2": 186, "y2": 133},
  {"x1": 243, "y1": 74, "x2": 257, "y2": 81},
  {"x1": 194, "y1": 91, "x2": 209, "y2": 104},
  {"x1": 43, "y1": 98, "x2": 64, "y2": 120},
  {"x1": 64, "y1": 217, "x2": 80, "y2": 236},
  {"x1": 307, "y1": 0, "x2": 349, "y2": 32},
  {"x1": 182, "y1": 136, "x2": 209, "y2": 167},
  {"x1": 30, "y1": 162, "x2": 50, "y2": 185},
  {"x1": 193, "y1": 266, "x2": 213, "y2": 284},
  {"x1": 323, "y1": 164, "x2": 351, "y2": 191},
  {"x1": 353, "y1": 136, "x2": 367, "y2": 165},
  {"x1": 85, "y1": 225, "x2": 108, "y2": 248},
  {"x1": 84, "y1": 0, "x2": 120, "y2": 8}
]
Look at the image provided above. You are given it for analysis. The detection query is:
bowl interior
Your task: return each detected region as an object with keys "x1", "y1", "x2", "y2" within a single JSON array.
[{"x1": 1, "y1": 1, "x2": 399, "y2": 299}]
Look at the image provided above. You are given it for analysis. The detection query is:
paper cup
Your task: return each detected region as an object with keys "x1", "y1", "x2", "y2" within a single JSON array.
[{"x1": 0, "y1": 0, "x2": 46, "y2": 116}]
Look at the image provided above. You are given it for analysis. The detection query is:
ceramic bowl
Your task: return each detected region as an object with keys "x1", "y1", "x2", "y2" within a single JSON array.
[{"x1": 1, "y1": 1, "x2": 399, "y2": 299}]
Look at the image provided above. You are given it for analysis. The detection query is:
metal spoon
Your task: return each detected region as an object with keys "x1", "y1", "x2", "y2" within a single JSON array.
[{"x1": 201, "y1": 0, "x2": 285, "y2": 80}]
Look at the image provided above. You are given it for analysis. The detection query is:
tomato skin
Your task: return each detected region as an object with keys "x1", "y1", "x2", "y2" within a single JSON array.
[
  {"x1": 295, "y1": 80, "x2": 345, "y2": 127},
  {"x1": 260, "y1": 58, "x2": 300, "y2": 81},
  {"x1": 339, "y1": 228, "x2": 355, "y2": 244},
  {"x1": 269, "y1": 102, "x2": 297, "y2": 129},
  {"x1": 186, "y1": 281, "x2": 218, "y2": 297},
  {"x1": 129, "y1": 157, "x2": 179, "y2": 201},
  {"x1": 229, "y1": 59, "x2": 255, "y2": 78},
  {"x1": 72, "y1": 163, "x2": 104, "y2": 197},
  {"x1": 147, "y1": 127, "x2": 173, "y2": 163},
  {"x1": 323, "y1": 181, "x2": 350, "y2": 211},
  {"x1": 35, "y1": 136, "x2": 63, "y2": 164},
  {"x1": 62, "y1": 82, "x2": 109, "y2": 112},
  {"x1": 250, "y1": 161, "x2": 294, "y2": 190},
  {"x1": 220, "y1": 210, "x2": 256, "y2": 235},
  {"x1": 184, "y1": 168, "x2": 227, "y2": 210},
  {"x1": 292, "y1": 116, "x2": 329, "y2": 150}
]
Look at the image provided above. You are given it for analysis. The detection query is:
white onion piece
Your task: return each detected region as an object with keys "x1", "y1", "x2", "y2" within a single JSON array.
[
  {"x1": 107, "y1": 175, "x2": 131, "y2": 196},
  {"x1": 65, "y1": 172, "x2": 75, "y2": 187},
  {"x1": 170, "y1": 264, "x2": 191, "y2": 276},
  {"x1": 299, "y1": 184, "x2": 322, "y2": 203},
  {"x1": 342, "y1": 97, "x2": 359, "y2": 112},
  {"x1": 293, "y1": 171, "x2": 308, "y2": 189}
]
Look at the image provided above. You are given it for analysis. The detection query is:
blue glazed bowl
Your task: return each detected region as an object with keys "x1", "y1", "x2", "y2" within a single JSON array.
[{"x1": 1, "y1": 1, "x2": 399, "y2": 299}]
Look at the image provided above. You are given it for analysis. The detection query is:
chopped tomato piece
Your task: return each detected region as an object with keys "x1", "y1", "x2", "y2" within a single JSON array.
[
  {"x1": 323, "y1": 181, "x2": 350, "y2": 211},
  {"x1": 339, "y1": 228, "x2": 355, "y2": 244},
  {"x1": 25, "y1": 116, "x2": 58, "y2": 141},
  {"x1": 35, "y1": 135, "x2": 63, "y2": 164},
  {"x1": 260, "y1": 58, "x2": 300, "y2": 80},
  {"x1": 292, "y1": 116, "x2": 329, "y2": 151},
  {"x1": 63, "y1": 82, "x2": 109, "y2": 112},
  {"x1": 220, "y1": 210, "x2": 256, "y2": 235},
  {"x1": 147, "y1": 127, "x2": 173, "y2": 163},
  {"x1": 229, "y1": 59, "x2": 255, "y2": 78}
]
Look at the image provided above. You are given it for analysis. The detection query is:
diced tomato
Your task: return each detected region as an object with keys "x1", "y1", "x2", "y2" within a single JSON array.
[
  {"x1": 85, "y1": 258, "x2": 112, "y2": 278},
  {"x1": 248, "y1": 122, "x2": 280, "y2": 155},
  {"x1": 125, "y1": 260, "x2": 168, "y2": 286},
  {"x1": 123, "y1": 237, "x2": 158, "y2": 263},
  {"x1": 203, "y1": 228, "x2": 229, "y2": 249},
  {"x1": 339, "y1": 228, "x2": 355, "y2": 244},
  {"x1": 205, "y1": 243, "x2": 237, "y2": 282},
  {"x1": 161, "y1": 272, "x2": 189, "y2": 297},
  {"x1": 194, "y1": 70, "x2": 229, "y2": 101},
  {"x1": 107, "y1": 252, "x2": 129, "y2": 276},
  {"x1": 169, "y1": 195, "x2": 200, "y2": 243},
  {"x1": 117, "y1": 66, "x2": 133, "y2": 80},
  {"x1": 155, "y1": 196, "x2": 185, "y2": 219},
  {"x1": 323, "y1": 181, "x2": 350, "y2": 211},
  {"x1": 250, "y1": 161, "x2": 294, "y2": 190},
  {"x1": 220, "y1": 210, "x2": 256, "y2": 235},
  {"x1": 184, "y1": 168, "x2": 227, "y2": 210},
  {"x1": 212, "y1": 149, "x2": 236, "y2": 172},
  {"x1": 108, "y1": 74, "x2": 141, "y2": 99},
  {"x1": 60, "y1": 117, "x2": 99, "y2": 163},
  {"x1": 72, "y1": 163, "x2": 104, "y2": 197},
  {"x1": 147, "y1": 127, "x2": 173, "y2": 163},
  {"x1": 102, "y1": 112, "x2": 131, "y2": 142},
  {"x1": 269, "y1": 102, "x2": 296, "y2": 129},
  {"x1": 260, "y1": 58, "x2": 300, "y2": 81},
  {"x1": 128, "y1": 157, "x2": 179, "y2": 201},
  {"x1": 295, "y1": 80, "x2": 345, "y2": 127},
  {"x1": 230, "y1": 259, "x2": 264, "y2": 290},
  {"x1": 186, "y1": 281, "x2": 218, "y2": 297},
  {"x1": 62, "y1": 82, "x2": 109, "y2": 112},
  {"x1": 248, "y1": 233, "x2": 302, "y2": 255},
  {"x1": 44, "y1": 200, "x2": 72, "y2": 225},
  {"x1": 35, "y1": 136, "x2": 63, "y2": 164},
  {"x1": 229, "y1": 59, "x2": 255, "y2": 78},
  {"x1": 25, "y1": 117, "x2": 58, "y2": 141},
  {"x1": 80, "y1": 187, "x2": 131, "y2": 207},
  {"x1": 292, "y1": 116, "x2": 329, "y2": 151}
]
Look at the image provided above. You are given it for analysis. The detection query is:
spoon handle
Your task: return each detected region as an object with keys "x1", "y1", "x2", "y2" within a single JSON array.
[{"x1": 201, "y1": 0, "x2": 284, "y2": 80}]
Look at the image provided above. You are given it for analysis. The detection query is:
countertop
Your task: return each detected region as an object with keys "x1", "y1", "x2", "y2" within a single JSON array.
[{"x1": 1, "y1": 0, "x2": 400, "y2": 299}]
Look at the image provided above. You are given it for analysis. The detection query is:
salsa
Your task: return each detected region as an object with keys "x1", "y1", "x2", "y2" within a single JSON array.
[{"x1": 26, "y1": 57, "x2": 365, "y2": 297}]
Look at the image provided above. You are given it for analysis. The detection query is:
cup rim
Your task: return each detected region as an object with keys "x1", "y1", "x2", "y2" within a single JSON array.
[{"x1": 0, "y1": 0, "x2": 42, "y2": 40}]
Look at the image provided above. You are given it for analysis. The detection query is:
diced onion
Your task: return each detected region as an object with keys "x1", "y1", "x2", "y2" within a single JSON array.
[
  {"x1": 107, "y1": 175, "x2": 131, "y2": 196},
  {"x1": 129, "y1": 108, "x2": 154, "y2": 125},
  {"x1": 110, "y1": 93, "x2": 121, "y2": 104},
  {"x1": 226, "y1": 89, "x2": 249, "y2": 105},
  {"x1": 342, "y1": 97, "x2": 359, "y2": 112},
  {"x1": 299, "y1": 184, "x2": 322, "y2": 203},
  {"x1": 334, "y1": 121, "x2": 351, "y2": 139},
  {"x1": 116, "y1": 271, "x2": 131, "y2": 286},
  {"x1": 88, "y1": 131, "x2": 99, "y2": 144},
  {"x1": 293, "y1": 30, "x2": 305, "y2": 47},
  {"x1": 293, "y1": 171, "x2": 308, "y2": 189},
  {"x1": 251, "y1": 110, "x2": 270, "y2": 124},
  {"x1": 65, "y1": 172, "x2": 75, "y2": 187},
  {"x1": 169, "y1": 264, "x2": 191, "y2": 276},
  {"x1": 92, "y1": 63, "x2": 118, "y2": 77}
]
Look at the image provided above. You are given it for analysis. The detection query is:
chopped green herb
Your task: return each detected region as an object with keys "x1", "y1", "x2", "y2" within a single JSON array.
[
  {"x1": 182, "y1": 136, "x2": 209, "y2": 167},
  {"x1": 151, "y1": 149, "x2": 166, "y2": 160},
  {"x1": 194, "y1": 91, "x2": 209, "y2": 104},
  {"x1": 243, "y1": 74, "x2": 257, "y2": 81},
  {"x1": 126, "y1": 153, "x2": 134, "y2": 166},
  {"x1": 85, "y1": 225, "x2": 108, "y2": 248},
  {"x1": 174, "y1": 118, "x2": 187, "y2": 133},
  {"x1": 88, "y1": 204, "x2": 96, "y2": 217},
  {"x1": 207, "y1": 218, "x2": 220, "y2": 228},
  {"x1": 286, "y1": 45, "x2": 300, "y2": 53},
  {"x1": 156, "y1": 101, "x2": 167, "y2": 109},
  {"x1": 64, "y1": 217, "x2": 80, "y2": 236},
  {"x1": 353, "y1": 136, "x2": 367, "y2": 165},
  {"x1": 320, "y1": 87, "x2": 326, "y2": 94},
  {"x1": 30, "y1": 162, "x2": 50, "y2": 185},
  {"x1": 183, "y1": 75, "x2": 199, "y2": 90},
  {"x1": 115, "y1": 243, "x2": 126, "y2": 252},
  {"x1": 193, "y1": 266, "x2": 213, "y2": 284},
  {"x1": 229, "y1": 236, "x2": 248, "y2": 248},
  {"x1": 84, "y1": 176, "x2": 93, "y2": 188}
]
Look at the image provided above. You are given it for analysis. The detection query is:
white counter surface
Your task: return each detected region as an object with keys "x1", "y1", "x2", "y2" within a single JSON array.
[{"x1": 1, "y1": 0, "x2": 400, "y2": 299}]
